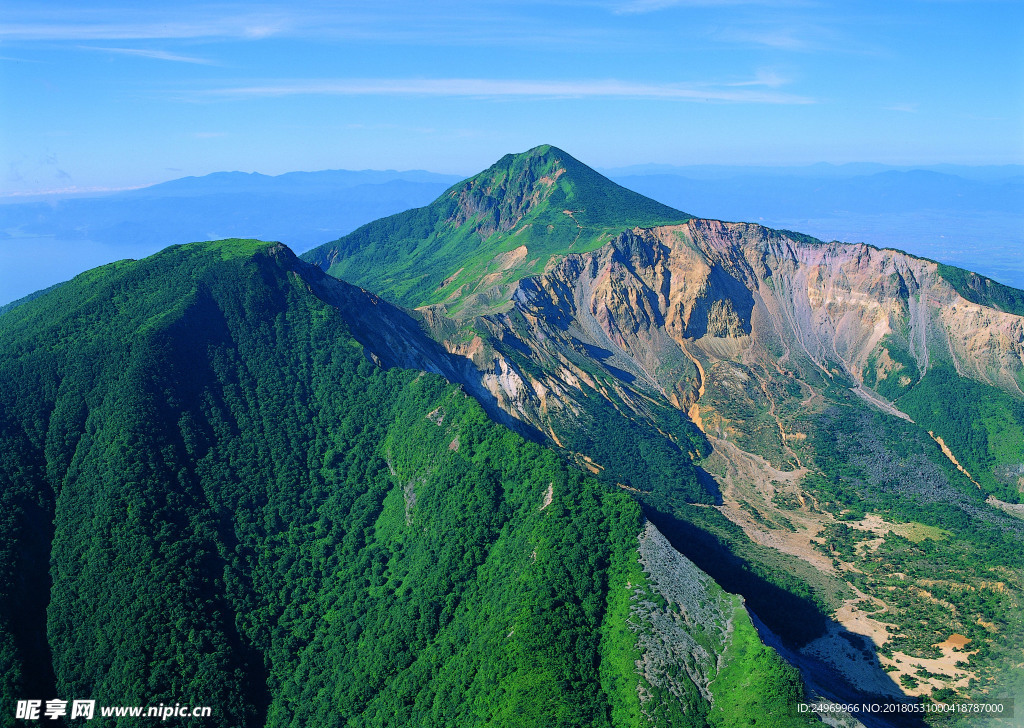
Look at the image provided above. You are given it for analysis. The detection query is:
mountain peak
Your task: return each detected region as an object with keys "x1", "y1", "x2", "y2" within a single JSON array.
[
  {"x1": 444, "y1": 145, "x2": 586, "y2": 239},
  {"x1": 485, "y1": 144, "x2": 586, "y2": 177},
  {"x1": 302, "y1": 146, "x2": 692, "y2": 309},
  {"x1": 464, "y1": 144, "x2": 585, "y2": 198},
  {"x1": 460, "y1": 144, "x2": 686, "y2": 230},
  {"x1": 490, "y1": 143, "x2": 562, "y2": 166},
  {"x1": 497, "y1": 142, "x2": 558, "y2": 161}
]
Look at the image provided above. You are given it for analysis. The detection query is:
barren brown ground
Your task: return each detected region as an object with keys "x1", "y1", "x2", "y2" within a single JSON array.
[{"x1": 703, "y1": 433, "x2": 977, "y2": 700}]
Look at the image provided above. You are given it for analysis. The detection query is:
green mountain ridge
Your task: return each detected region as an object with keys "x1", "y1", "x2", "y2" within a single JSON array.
[{"x1": 0, "y1": 238, "x2": 811, "y2": 727}]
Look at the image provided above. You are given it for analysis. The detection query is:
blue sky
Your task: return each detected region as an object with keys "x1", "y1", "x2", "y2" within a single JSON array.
[{"x1": 2, "y1": 0, "x2": 1022, "y2": 195}]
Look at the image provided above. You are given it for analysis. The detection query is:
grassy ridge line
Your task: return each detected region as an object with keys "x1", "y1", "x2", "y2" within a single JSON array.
[
  {"x1": 0, "y1": 280, "x2": 70, "y2": 317},
  {"x1": 936, "y1": 262, "x2": 1024, "y2": 317}
]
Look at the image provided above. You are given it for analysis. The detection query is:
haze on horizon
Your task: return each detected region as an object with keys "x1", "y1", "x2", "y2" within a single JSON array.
[{"x1": 2, "y1": 0, "x2": 1023, "y2": 196}]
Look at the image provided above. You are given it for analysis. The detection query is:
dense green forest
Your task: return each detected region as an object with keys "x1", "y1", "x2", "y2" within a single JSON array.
[
  {"x1": 0, "y1": 239, "x2": 807, "y2": 726},
  {"x1": 898, "y1": 363, "x2": 1024, "y2": 503}
]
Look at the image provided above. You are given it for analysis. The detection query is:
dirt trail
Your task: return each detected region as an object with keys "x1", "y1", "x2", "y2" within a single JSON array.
[
  {"x1": 752, "y1": 367, "x2": 807, "y2": 468},
  {"x1": 849, "y1": 379, "x2": 915, "y2": 423},
  {"x1": 679, "y1": 341, "x2": 706, "y2": 433},
  {"x1": 928, "y1": 431, "x2": 983, "y2": 489},
  {"x1": 562, "y1": 209, "x2": 583, "y2": 250},
  {"x1": 833, "y1": 587, "x2": 894, "y2": 647}
]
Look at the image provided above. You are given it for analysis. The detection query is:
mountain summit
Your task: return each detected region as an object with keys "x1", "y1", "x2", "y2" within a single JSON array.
[{"x1": 303, "y1": 145, "x2": 691, "y2": 311}]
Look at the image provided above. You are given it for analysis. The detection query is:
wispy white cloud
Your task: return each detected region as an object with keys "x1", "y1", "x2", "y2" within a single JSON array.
[
  {"x1": 708, "y1": 15, "x2": 888, "y2": 56},
  {"x1": 189, "y1": 77, "x2": 814, "y2": 104},
  {"x1": 0, "y1": 12, "x2": 291, "y2": 41},
  {"x1": 712, "y1": 26, "x2": 817, "y2": 50},
  {"x1": 0, "y1": 4, "x2": 615, "y2": 50},
  {"x1": 725, "y1": 69, "x2": 789, "y2": 87},
  {"x1": 884, "y1": 102, "x2": 919, "y2": 113},
  {"x1": 614, "y1": 0, "x2": 814, "y2": 13},
  {"x1": 80, "y1": 46, "x2": 216, "y2": 64}
]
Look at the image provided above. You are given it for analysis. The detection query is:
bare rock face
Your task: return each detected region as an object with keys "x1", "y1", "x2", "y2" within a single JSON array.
[
  {"x1": 632, "y1": 522, "x2": 735, "y2": 705},
  {"x1": 427, "y1": 217, "x2": 1024, "y2": 462},
  {"x1": 698, "y1": 221, "x2": 1024, "y2": 393}
]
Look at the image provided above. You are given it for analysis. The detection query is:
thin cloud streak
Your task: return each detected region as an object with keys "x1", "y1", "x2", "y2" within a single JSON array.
[
  {"x1": 0, "y1": 15, "x2": 289, "y2": 41},
  {"x1": 191, "y1": 78, "x2": 815, "y2": 104},
  {"x1": 709, "y1": 17, "x2": 886, "y2": 56},
  {"x1": 885, "y1": 103, "x2": 919, "y2": 113},
  {"x1": 0, "y1": 6, "x2": 599, "y2": 47},
  {"x1": 725, "y1": 69, "x2": 789, "y2": 87},
  {"x1": 614, "y1": 0, "x2": 814, "y2": 13},
  {"x1": 81, "y1": 46, "x2": 216, "y2": 64},
  {"x1": 713, "y1": 27, "x2": 816, "y2": 50}
]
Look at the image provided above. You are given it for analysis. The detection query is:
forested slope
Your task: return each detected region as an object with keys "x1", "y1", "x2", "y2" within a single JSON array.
[{"x1": 0, "y1": 239, "x2": 808, "y2": 727}]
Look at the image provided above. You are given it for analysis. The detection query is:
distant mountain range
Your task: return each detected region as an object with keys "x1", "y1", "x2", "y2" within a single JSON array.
[
  {"x1": 607, "y1": 168, "x2": 1022, "y2": 218},
  {"x1": 2, "y1": 162, "x2": 1021, "y2": 308},
  {"x1": 0, "y1": 170, "x2": 462, "y2": 305},
  {"x1": 599, "y1": 162, "x2": 1024, "y2": 181},
  {"x1": 0, "y1": 169, "x2": 463, "y2": 252}
]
